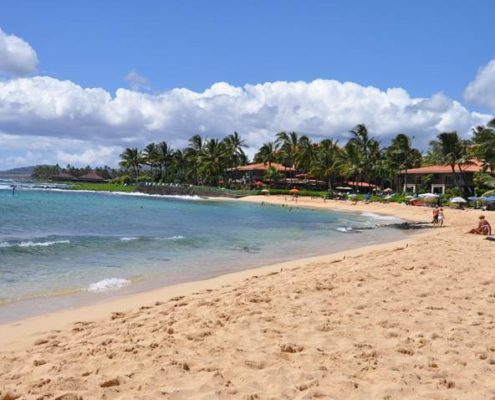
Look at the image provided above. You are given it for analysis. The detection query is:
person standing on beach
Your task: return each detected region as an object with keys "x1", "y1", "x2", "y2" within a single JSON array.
[
  {"x1": 432, "y1": 207, "x2": 439, "y2": 226},
  {"x1": 438, "y1": 208, "x2": 445, "y2": 227}
]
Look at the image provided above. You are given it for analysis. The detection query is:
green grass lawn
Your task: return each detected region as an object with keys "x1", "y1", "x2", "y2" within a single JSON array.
[{"x1": 68, "y1": 182, "x2": 136, "y2": 192}]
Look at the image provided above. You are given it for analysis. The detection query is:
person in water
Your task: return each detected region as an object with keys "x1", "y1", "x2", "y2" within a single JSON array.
[{"x1": 468, "y1": 215, "x2": 492, "y2": 235}]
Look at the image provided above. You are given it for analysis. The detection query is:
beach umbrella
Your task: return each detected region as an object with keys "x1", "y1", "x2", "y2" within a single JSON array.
[
  {"x1": 289, "y1": 188, "x2": 300, "y2": 194},
  {"x1": 468, "y1": 196, "x2": 478, "y2": 201},
  {"x1": 418, "y1": 193, "x2": 439, "y2": 198},
  {"x1": 482, "y1": 196, "x2": 495, "y2": 202},
  {"x1": 261, "y1": 189, "x2": 269, "y2": 193},
  {"x1": 383, "y1": 188, "x2": 393, "y2": 193},
  {"x1": 336, "y1": 186, "x2": 352, "y2": 191},
  {"x1": 449, "y1": 197, "x2": 467, "y2": 204},
  {"x1": 418, "y1": 193, "x2": 439, "y2": 203}
]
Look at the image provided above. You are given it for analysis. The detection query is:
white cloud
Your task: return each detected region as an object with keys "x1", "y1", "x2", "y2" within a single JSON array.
[
  {"x1": 0, "y1": 76, "x2": 491, "y2": 169},
  {"x1": 0, "y1": 132, "x2": 121, "y2": 170},
  {"x1": 124, "y1": 69, "x2": 150, "y2": 91},
  {"x1": 464, "y1": 58, "x2": 495, "y2": 110},
  {"x1": 0, "y1": 28, "x2": 38, "y2": 76}
]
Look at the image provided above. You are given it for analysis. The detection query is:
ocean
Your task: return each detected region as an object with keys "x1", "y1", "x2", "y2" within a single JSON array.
[{"x1": 0, "y1": 179, "x2": 408, "y2": 321}]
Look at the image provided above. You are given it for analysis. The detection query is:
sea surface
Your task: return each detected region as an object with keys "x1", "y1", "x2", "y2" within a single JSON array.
[{"x1": 0, "y1": 179, "x2": 408, "y2": 321}]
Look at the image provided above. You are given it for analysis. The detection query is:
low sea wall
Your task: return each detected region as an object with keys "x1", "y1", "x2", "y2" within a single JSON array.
[{"x1": 136, "y1": 183, "x2": 255, "y2": 198}]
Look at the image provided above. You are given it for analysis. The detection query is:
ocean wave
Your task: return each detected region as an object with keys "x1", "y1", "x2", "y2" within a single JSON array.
[
  {"x1": 0, "y1": 239, "x2": 70, "y2": 248},
  {"x1": 120, "y1": 237, "x2": 139, "y2": 241},
  {"x1": 86, "y1": 278, "x2": 131, "y2": 293},
  {"x1": 361, "y1": 212, "x2": 401, "y2": 222},
  {"x1": 336, "y1": 226, "x2": 353, "y2": 233},
  {"x1": 166, "y1": 235, "x2": 185, "y2": 240},
  {"x1": 27, "y1": 187, "x2": 204, "y2": 200}
]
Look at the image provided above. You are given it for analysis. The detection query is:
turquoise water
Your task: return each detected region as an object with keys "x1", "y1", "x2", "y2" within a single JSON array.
[{"x1": 0, "y1": 179, "x2": 406, "y2": 321}]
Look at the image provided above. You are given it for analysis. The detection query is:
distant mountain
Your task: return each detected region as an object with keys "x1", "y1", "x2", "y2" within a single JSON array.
[{"x1": 0, "y1": 165, "x2": 37, "y2": 178}]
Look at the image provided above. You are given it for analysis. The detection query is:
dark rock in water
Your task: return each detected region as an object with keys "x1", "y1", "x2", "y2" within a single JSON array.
[{"x1": 387, "y1": 222, "x2": 433, "y2": 230}]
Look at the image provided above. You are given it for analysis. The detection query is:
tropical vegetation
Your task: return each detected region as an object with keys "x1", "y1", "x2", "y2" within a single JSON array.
[{"x1": 33, "y1": 118, "x2": 495, "y2": 196}]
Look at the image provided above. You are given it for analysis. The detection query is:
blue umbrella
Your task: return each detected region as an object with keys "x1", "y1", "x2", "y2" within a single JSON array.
[
  {"x1": 483, "y1": 196, "x2": 495, "y2": 202},
  {"x1": 468, "y1": 196, "x2": 478, "y2": 201}
]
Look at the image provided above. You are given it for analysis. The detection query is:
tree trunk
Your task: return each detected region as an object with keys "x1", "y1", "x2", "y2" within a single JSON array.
[
  {"x1": 457, "y1": 164, "x2": 472, "y2": 195},
  {"x1": 450, "y1": 164, "x2": 461, "y2": 192}
]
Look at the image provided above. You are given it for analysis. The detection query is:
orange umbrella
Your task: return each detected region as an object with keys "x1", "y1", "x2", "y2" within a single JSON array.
[{"x1": 289, "y1": 188, "x2": 300, "y2": 194}]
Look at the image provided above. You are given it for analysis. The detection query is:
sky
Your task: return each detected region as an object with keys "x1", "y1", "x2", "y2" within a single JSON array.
[{"x1": 0, "y1": 0, "x2": 494, "y2": 170}]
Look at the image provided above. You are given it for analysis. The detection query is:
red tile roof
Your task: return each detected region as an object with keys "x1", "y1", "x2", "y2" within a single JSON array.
[
  {"x1": 230, "y1": 163, "x2": 295, "y2": 172},
  {"x1": 404, "y1": 161, "x2": 482, "y2": 174}
]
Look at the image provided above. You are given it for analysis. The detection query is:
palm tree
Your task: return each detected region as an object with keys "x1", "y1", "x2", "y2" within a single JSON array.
[
  {"x1": 310, "y1": 139, "x2": 340, "y2": 189},
  {"x1": 294, "y1": 135, "x2": 315, "y2": 172},
  {"x1": 119, "y1": 148, "x2": 144, "y2": 179},
  {"x1": 199, "y1": 139, "x2": 227, "y2": 185},
  {"x1": 436, "y1": 131, "x2": 472, "y2": 194},
  {"x1": 337, "y1": 142, "x2": 363, "y2": 187},
  {"x1": 155, "y1": 141, "x2": 173, "y2": 180},
  {"x1": 347, "y1": 124, "x2": 379, "y2": 187},
  {"x1": 186, "y1": 134, "x2": 204, "y2": 184},
  {"x1": 471, "y1": 118, "x2": 495, "y2": 173},
  {"x1": 224, "y1": 132, "x2": 247, "y2": 169},
  {"x1": 143, "y1": 143, "x2": 159, "y2": 179},
  {"x1": 385, "y1": 133, "x2": 419, "y2": 192},
  {"x1": 275, "y1": 131, "x2": 300, "y2": 168},
  {"x1": 254, "y1": 142, "x2": 277, "y2": 167}
]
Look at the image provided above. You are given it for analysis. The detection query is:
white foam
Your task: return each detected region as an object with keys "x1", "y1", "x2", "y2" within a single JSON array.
[
  {"x1": 0, "y1": 240, "x2": 70, "y2": 248},
  {"x1": 86, "y1": 278, "x2": 131, "y2": 293},
  {"x1": 120, "y1": 237, "x2": 139, "y2": 241},
  {"x1": 28, "y1": 187, "x2": 204, "y2": 200},
  {"x1": 336, "y1": 227, "x2": 353, "y2": 233},
  {"x1": 361, "y1": 212, "x2": 401, "y2": 222}
]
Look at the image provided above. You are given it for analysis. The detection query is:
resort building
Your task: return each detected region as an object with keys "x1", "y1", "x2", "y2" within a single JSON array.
[
  {"x1": 227, "y1": 162, "x2": 296, "y2": 186},
  {"x1": 399, "y1": 161, "x2": 483, "y2": 194},
  {"x1": 78, "y1": 171, "x2": 106, "y2": 182}
]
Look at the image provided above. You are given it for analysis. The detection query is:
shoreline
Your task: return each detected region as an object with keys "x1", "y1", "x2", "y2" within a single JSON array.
[
  {"x1": 0, "y1": 232, "x2": 429, "y2": 351},
  {"x1": 0, "y1": 196, "x2": 426, "y2": 349},
  {"x1": 0, "y1": 194, "x2": 412, "y2": 323},
  {"x1": 2, "y1": 196, "x2": 494, "y2": 399}
]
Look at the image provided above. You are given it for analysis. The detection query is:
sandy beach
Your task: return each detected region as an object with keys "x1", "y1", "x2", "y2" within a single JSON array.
[{"x1": 1, "y1": 196, "x2": 495, "y2": 399}]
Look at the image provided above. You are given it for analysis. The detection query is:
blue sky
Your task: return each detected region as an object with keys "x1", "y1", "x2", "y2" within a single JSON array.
[
  {"x1": 2, "y1": 0, "x2": 493, "y2": 99},
  {"x1": 0, "y1": 1, "x2": 494, "y2": 168}
]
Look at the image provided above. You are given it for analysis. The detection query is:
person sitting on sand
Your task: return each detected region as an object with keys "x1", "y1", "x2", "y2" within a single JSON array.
[
  {"x1": 432, "y1": 206, "x2": 439, "y2": 225},
  {"x1": 438, "y1": 208, "x2": 445, "y2": 227},
  {"x1": 468, "y1": 215, "x2": 492, "y2": 235}
]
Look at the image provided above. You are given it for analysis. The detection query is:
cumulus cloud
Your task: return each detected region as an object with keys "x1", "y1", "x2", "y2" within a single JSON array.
[
  {"x1": 464, "y1": 58, "x2": 495, "y2": 110},
  {"x1": 0, "y1": 76, "x2": 491, "y2": 168},
  {"x1": 0, "y1": 132, "x2": 122, "y2": 170},
  {"x1": 0, "y1": 28, "x2": 38, "y2": 76}
]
